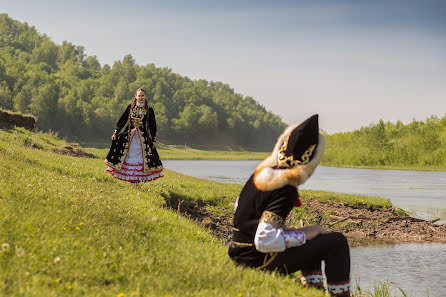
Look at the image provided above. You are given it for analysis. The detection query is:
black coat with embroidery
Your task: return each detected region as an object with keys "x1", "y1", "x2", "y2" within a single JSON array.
[
  {"x1": 105, "y1": 104, "x2": 162, "y2": 172},
  {"x1": 228, "y1": 174, "x2": 297, "y2": 267}
]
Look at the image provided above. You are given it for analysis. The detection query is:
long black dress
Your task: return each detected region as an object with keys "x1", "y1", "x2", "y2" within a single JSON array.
[{"x1": 105, "y1": 103, "x2": 163, "y2": 182}]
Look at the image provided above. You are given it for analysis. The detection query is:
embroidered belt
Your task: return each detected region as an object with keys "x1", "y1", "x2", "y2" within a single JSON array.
[{"x1": 231, "y1": 227, "x2": 277, "y2": 270}]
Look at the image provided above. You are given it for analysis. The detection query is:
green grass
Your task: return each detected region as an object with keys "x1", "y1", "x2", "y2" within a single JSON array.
[
  {"x1": 0, "y1": 128, "x2": 325, "y2": 297},
  {"x1": 0, "y1": 128, "x2": 395, "y2": 296},
  {"x1": 0, "y1": 127, "x2": 90, "y2": 157},
  {"x1": 84, "y1": 143, "x2": 269, "y2": 160},
  {"x1": 0, "y1": 108, "x2": 37, "y2": 120},
  {"x1": 301, "y1": 190, "x2": 392, "y2": 209},
  {"x1": 322, "y1": 162, "x2": 446, "y2": 172}
]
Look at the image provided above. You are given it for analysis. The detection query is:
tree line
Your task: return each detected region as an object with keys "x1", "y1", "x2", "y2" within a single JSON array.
[
  {"x1": 324, "y1": 115, "x2": 446, "y2": 169},
  {"x1": 0, "y1": 14, "x2": 286, "y2": 149}
]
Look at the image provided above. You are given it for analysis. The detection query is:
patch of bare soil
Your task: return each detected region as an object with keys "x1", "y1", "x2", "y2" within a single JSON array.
[
  {"x1": 0, "y1": 110, "x2": 36, "y2": 130},
  {"x1": 164, "y1": 194, "x2": 446, "y2": 247},
  {"x1": 292, "y1": 199, "x2": 446, "y2": 246},
  {"x1": 52, "y1": 145, "x2": 96, "y2": 158},
  {"x1": 162, "y1": 193, "x2": 234, "y2": 245}
]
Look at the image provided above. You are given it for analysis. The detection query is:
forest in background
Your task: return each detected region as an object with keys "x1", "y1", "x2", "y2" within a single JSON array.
[
  {"x1": 0, "y1": 14, "x2": 286, "y2": 149},
  {"x1": 2, "y1": 14, "x2": 446, "y2": 167},
  {"x1": 324, "y1": 115, "x2": 446, "y2": 169}
]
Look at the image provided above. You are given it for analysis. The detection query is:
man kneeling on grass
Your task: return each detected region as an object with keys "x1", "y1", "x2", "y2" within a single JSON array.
[{"x1": 228, "y1": 115, "x2": 350, "y2": 297}]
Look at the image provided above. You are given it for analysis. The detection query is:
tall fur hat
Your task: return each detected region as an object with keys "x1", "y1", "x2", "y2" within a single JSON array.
[{"x1": 253, "y1": 114, "x2": 325, "y2": 191}]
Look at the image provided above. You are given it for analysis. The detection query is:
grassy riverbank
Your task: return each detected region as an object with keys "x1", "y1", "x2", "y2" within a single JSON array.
[
  {"x1": 0, "y1": 128, "x2": 403, "y2": 297},
  {"x1": 0, "y1": 128, "x2": 318, "y2": 297}
]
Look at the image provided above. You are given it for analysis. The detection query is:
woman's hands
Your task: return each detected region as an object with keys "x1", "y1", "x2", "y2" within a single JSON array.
[
  {"x1": 111, "y1": 130, "x2": 117, "y2": 140},
  {"x1": 285, "y1": 225, "x2": 327, "y2": 240}
]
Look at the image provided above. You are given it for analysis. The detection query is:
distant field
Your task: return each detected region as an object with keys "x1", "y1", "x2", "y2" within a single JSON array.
[{"x1": 84, "y1": 143, "x2": 269, "y2": 160}]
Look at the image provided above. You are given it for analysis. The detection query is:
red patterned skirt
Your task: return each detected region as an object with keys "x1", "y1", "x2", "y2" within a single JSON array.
[{"x1": 106, "y1": 130, "x2": 163, "y2": 183}]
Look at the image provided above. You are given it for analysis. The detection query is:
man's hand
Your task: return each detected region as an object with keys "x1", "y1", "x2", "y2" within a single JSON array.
[{"x1": 298, "y1": 225, "x2": 327, "y2": 240}]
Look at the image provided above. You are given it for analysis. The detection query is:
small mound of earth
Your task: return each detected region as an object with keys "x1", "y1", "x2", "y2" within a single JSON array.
[
  {"x1": 0, "y1": 109, "x2": 36, "y2": 131},
  {"x1": 53, "y1": 145, "x2": 96, "y2": 158},
  {"x1": 299, "y1": 199, "x2": 446, "y2": 246}
]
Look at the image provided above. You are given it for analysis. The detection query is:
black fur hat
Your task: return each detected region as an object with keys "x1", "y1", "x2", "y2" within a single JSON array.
[
  {"x1": 278, "y1": 114, "x2": 319, "y2": 168},
  {"x1": 253, "y1": 114, "x2": 325, "y2": 191}
]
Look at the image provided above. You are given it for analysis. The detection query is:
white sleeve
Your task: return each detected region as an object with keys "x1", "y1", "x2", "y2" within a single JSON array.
[
  {"x1": 254, "y1": 221, "x2": 286, "y2": 252},
  {"x1": 233, "y1": 196, "x2": 239, "y2": 212},
  {"x1": 254, "y1": 222, "x2": 306, "y2": 253}
]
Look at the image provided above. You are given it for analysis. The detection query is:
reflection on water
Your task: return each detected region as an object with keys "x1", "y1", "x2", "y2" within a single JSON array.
[
  {"x1": 351, "y1": 243, "x2": 446, "y2": 297},
  {"x1": 163, "y1": 160, "x2": 446, "y2": 297}
]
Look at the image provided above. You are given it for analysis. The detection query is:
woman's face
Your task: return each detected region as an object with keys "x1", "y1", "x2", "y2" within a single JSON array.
[{"x1": 136, "y1": 90, "x2": 146, "y2": 104}]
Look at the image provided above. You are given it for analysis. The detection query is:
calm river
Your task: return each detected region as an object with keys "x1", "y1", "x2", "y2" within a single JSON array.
[{"x1": 163, "y1": 160, "x2": 446, "y2": 297}]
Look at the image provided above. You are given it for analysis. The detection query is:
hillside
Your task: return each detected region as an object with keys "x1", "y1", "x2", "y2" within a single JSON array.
[
  {"x1": 324, "y1": 115, "x2": 446, "y2": 170},
  {"x1": 3, "y1": 127, "x2": 446, "y2": 296},
  {"x1": 0, "y1": 127, "x2": 324, "y2": 297},
  {"x1": 0, "y1": 13, "x2": 286, "y2": 150}
]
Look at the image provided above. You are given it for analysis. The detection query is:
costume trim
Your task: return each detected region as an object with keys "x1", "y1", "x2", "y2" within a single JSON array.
[
  {"x1": 108, "y1": 173, "x2": 163, "y2": 183},
  {"x1": 104, "y1": 130, "x2": 132, "y2": 171},
  {"x1": 104, "y1": 127, "x2": 162, "y2": 173},
  {"x1": 106, "y1": 168, "x2": 164, "y2": 183},
  {"x1": 278, "y1": 135, "x2": 316, "y2": 168},
  {"x1": 283, "y1": 230, "x2": 306, "y2": 248},
  {"x1": 106, "y1": 168, "x2": 163, "y2": 177},
  {"x1": 232, "y1": 241, "x2": 254, "y2": 247},
  {"x1": 253, "y1": 129, "x2": 326, "y2": 191},
  {"x1": 256, "y1": 252, "x2": 278, "y2": 270},
  {"x1": 327, "y1": 281, "x2": 350, "y2": 296},
  {"x1": 259, "y1": 211, "x2": 284, "y2": 229},
  {"x1": 301, "y1": 271, "x2": 324, "y2": 286}
]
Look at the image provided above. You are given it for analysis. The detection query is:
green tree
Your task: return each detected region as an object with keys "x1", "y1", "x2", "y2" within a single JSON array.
[
  {"x1": 29, "y1": 82, "x2": 58, "y2": 129},
  {"x1": 0, "y1": 84, "x2": 12, "y2": 109},
  {"x1": 13, "y1": 84, "x2": 32, "y2": 113}
]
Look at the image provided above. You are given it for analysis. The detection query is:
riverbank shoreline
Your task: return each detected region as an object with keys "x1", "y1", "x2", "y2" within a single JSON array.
[
  {"x1": 298, "y1": 198, "x2": 446, "y2": 246},
  {"x1": 166, "y1": 192, "x2": 446, "y2": 247},
  {"x1": 4, "y1": 128, "x2": 445, "y2": 246}
]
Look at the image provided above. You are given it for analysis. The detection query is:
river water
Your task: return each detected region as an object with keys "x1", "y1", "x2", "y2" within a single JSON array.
[{"x1": 163, "y1": 160, "x2": 446, "y2": 297}]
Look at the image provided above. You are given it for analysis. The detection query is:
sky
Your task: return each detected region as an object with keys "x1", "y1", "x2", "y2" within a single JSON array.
[{"x1": 1, "y1": 0, "x2": 446, "y2": 133}]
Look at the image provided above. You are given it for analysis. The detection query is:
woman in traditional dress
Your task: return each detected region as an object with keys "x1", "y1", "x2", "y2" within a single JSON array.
[
  {"x1": 105, "y1": 88, "x2": 163, "y2": 183},
  {"x1": 229, "y1": 115, "x2": 350, "y2": 297}
]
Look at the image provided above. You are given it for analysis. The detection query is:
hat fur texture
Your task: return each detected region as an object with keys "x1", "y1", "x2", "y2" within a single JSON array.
[{"x1": 253, "y1": 122, "x2": 326, "y2": 192}]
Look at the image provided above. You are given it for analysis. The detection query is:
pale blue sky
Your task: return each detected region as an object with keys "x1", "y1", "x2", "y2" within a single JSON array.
[{"x1": 1, "y1": 0, "x2": 446, "y2": 132}]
